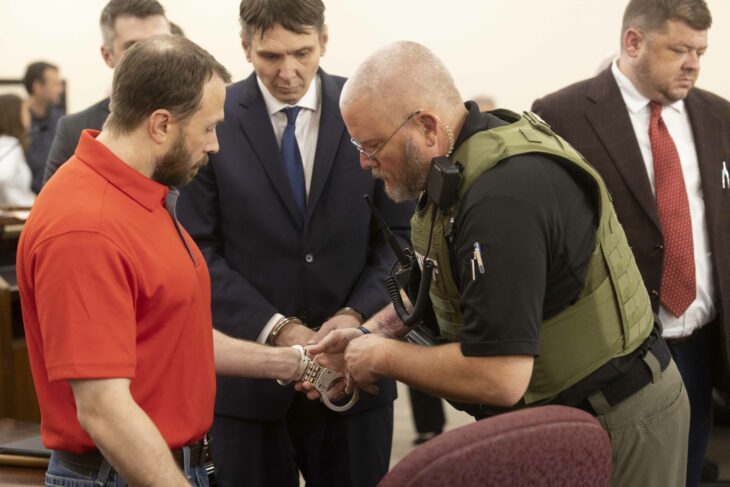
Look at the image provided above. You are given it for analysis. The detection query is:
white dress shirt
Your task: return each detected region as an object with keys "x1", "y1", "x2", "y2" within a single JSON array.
[
  {"x1": 0, "y1": 135, "x2": 36, "y2": 207},
  {"x1": 612, "y1": 60, "x2": 715, "y2": 338},
  {"x1": 255, "y1": 75, "x2": 322, "y2": 343}
]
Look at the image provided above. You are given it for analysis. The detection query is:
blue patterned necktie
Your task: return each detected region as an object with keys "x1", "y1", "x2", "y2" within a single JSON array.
[{"x1": 281, "y1": 106, "x2": 306, "y2": 218}]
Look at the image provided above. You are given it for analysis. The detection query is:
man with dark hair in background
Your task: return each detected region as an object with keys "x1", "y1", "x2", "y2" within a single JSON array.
[
  {"x1": 533, "y1": 1, "x2": 730, "y2": 484},
  {"x1": 177, "y1": 0, "x2": 413, "y2": 485},
  {"x1": 19, "y1": 34, "x2": 316, "y2": 487},
  {"x1": 23, "y1": 61, "x2": 64, "y2": 193},
  {"x1": 42, "y1": 0, "x2": 169, "y2": 186}
]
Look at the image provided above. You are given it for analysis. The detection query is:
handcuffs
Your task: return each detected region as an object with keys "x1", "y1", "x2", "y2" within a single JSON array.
[{"x1": 278, "y1": 345, "x2": 359, "y2": 412}]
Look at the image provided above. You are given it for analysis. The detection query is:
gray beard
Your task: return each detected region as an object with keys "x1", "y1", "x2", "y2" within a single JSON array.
[{"x1": 380, "y1": 136, "x2": 427, "y2": 203}]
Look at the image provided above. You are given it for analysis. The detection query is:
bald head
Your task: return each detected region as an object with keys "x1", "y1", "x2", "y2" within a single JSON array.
[
  {"x1": 342, "y1": 42, "x2": 468, "y2": 203},
  {"x1": 341, "y1": 41, "x2": 463, "y2": 122}
]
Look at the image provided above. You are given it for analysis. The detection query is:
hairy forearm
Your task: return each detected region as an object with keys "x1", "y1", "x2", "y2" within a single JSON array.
[
  {"x1": 71, "y1": 380, "x2": 188, "y2": 487},
  {"x1": 214, "y1": 329, "x2": 299, "y2": 380},
  {"x1": 364, "y1": 304, "x2": 411, "y2": 339},
  {"x1": 375, "y1": 341, "x2": 533, "y2": 407}
]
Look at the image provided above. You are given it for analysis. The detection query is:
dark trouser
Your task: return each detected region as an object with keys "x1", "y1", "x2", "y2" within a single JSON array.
[
  {"x1": 210, "y1": 394, "x2": 393, "y2": 487},
  {"x1": 667, "y1": 324, "x2": 715, "y2": 487},
  {"x1": 407, "y1": 386, "x2": 445, "y2": 434}
]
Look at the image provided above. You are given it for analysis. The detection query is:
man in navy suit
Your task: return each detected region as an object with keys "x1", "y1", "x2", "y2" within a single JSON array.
[{"x1": 177, "y1": 1, "x2": 413, "y2": 486}]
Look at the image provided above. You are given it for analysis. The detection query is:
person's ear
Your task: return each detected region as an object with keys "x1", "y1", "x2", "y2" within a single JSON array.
[
  {"x1": 241, "y1": 32, "x2": 253, "y2": 63},
  {"x1": 148, "y1": 109, "x2": 173, "y2": 144},
  {"x1": 623, "y1": 28, "x2": 645, "y2": 58},
  {"x1": 31, "y1": 79, "x2": 43, "y2": 96},
  {"x1": 319, "y1": 24, "x2": 329, "y2": 57},
  {"x1": 101, "y1": 45, "x2": 115, "y2": 69},
  {"x1": 414, "y1": 111, "x2": 440, "y2": 148}
]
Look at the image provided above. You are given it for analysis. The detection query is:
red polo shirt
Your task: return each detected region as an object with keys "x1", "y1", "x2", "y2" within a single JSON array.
[{"x1": 17, "y1": 130, "x2": 215, "y2": 453}]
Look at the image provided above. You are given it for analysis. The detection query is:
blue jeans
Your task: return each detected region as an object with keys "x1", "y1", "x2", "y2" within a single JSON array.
[{"x1": 45, "y1": 447, "x2": 209, "y2": 487}]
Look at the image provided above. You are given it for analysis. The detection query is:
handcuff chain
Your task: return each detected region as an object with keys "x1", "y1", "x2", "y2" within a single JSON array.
[
  {"x1": 278, "y1": 345, "x2": 359, "y2": 412},
  {"x1": 302, "y1": 360, "x2": 324, "y2": 384}
]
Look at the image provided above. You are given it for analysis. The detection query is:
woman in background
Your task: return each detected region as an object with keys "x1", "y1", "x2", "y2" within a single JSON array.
[{"x1": 0, "y1": 94, "x2": 36, "y2": 207}]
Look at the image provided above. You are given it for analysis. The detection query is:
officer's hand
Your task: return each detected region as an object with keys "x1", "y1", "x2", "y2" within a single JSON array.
[
  {"x1": 309, "y1": 314, "x2": 360, "y2": 344},
  {"x1": 307, "y1": 327, "x2": 364, "y2": 357},
  {"x1": 343, "y1": 334, "x2": 387, "y2": 395},
  {"x1": 296, "y1": 328, "x2": 370, "y2": 399},
  {"x1": 297, "y1": 377, "x2": 350, "y2": 402}
]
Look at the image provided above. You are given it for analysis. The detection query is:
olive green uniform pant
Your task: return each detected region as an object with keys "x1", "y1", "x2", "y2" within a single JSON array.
[{"x1": 589, "y1": 359, "x2": 689, "y2": 486}]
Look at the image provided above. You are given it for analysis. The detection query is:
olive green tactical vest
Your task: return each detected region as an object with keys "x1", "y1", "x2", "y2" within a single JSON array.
[{"x1": 410, "y1": 110, "x2": 654, "y2": 404}]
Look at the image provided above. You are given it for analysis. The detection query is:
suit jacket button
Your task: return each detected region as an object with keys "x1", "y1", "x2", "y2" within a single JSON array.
[
  {"x1": 655, "y1": 244, "x2": 664, "y2": 250},
  {"x1": 650, "y1": 289, "x2": 659, "y2": 297},
  {"x1": 305, "y1": 253, "x2": 314, "y2": 264}
]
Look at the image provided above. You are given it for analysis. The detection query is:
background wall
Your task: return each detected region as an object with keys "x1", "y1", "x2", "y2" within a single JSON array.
[{"x1": 1, "y1": 0, "x2": 729, "y2": 113}]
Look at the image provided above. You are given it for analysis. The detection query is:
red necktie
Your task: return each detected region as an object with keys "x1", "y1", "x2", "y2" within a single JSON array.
[{"x1": 649, "y1": 101, "x2": 695, "y2": 317}]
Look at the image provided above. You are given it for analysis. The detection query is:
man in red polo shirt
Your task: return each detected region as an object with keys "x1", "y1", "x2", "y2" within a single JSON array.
[{"x1": 17, "y1": 35, "x2": 307, "y2": 487}]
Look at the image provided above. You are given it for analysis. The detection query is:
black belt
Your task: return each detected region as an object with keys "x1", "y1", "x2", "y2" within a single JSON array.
[
  {"x1": 53, "y1": 437, "x2": 209, "y2": 479},
  {"x1": 576, "y1": 335, "x2": 672, "y2": 414},
  {"x1": 665, "y1": 320, "x2": 714, "y2": 345}
]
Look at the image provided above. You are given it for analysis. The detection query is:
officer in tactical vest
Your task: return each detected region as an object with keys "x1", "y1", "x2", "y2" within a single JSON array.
[{"x1": 305, "y1": 40, "x2": 690, "y2": 486}]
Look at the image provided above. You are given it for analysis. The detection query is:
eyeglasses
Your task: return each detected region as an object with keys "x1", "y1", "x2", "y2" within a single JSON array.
[{"x1": 350, "y1": 111, "x2": 421, "y2": 160}]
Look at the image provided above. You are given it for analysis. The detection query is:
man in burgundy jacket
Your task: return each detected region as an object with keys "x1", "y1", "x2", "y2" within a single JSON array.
[{"x1": 532, "y1": 1, "x2": 730, "y2": 485}]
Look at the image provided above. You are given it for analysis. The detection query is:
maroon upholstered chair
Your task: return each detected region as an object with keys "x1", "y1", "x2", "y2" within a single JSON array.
[{"x1": 380, "y1": 405, "x2": 611, "y2": 487}]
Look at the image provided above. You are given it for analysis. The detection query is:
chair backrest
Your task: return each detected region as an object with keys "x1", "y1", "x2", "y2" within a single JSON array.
[{"x1": 380, "y1": 405, "x2": 611, "y2": 487}]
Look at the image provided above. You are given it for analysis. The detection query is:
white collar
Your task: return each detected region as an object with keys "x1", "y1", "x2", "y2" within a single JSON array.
[
  {"x1": 611, "y1": 58, "x2": 684, "y2": 115},
  {"x1": 257, "y1": 74, "x2": 320, "y2": 116}
]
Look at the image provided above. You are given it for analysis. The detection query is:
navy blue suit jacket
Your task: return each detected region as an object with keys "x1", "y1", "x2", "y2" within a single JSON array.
[{"x1": 178, "y1": 70, "x2": 414, "y2": 420}]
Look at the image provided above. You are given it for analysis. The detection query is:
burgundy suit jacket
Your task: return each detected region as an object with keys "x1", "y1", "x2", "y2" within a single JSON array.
[{"x1": 532, "y1": 67, "x2": 730, "y2": 387}]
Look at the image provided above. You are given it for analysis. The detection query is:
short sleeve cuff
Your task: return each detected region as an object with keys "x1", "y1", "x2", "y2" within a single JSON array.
[
  {"x1": 47, "y1": 362, "x2": 136, "y2": 382},
  {"x1": 460, "y1": 340, "x2": 539, "y2": 358}
]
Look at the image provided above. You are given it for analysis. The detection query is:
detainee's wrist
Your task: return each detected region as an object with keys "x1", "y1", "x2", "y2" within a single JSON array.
[
  {"x1": 284, "y1": 345, "x2": 308, "y2": 383},
  {"x1": 332, "y1": 307, "x2": 365, "y2": 324},
  {"x1": 268, "y1": 316, "x2": 303, "y2": 345}
]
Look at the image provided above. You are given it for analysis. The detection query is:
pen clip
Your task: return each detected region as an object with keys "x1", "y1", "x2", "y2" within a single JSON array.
[{"x1": 473, "y1": 242, "x2": 485, "y2": 274}]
